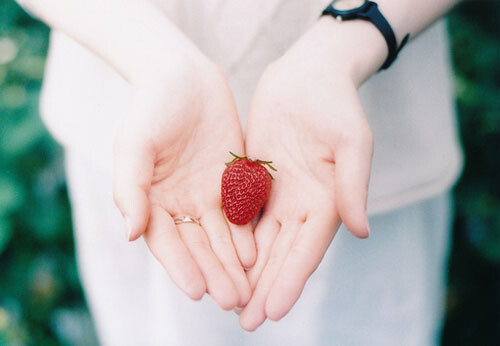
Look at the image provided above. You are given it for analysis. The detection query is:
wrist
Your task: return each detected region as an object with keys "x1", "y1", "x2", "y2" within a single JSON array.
[
  {"x1": 131, "y1": 44, "x2": 210, "y2": 87},
  {"x1": 308, "y1": 16, "x2": 387, "y2": 86}
]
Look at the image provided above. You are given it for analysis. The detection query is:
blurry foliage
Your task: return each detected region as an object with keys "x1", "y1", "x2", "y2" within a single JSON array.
[
  {"x1": 449, "y1": 2, "x2": 500, "y2": 261},
  {"x1": 0, "y1": 0, "x2": 96, "y2": 345},
  {"x1": 442, "y1": 1, "x2": 500, "y2": 345},
  {"x1": 0, "y1": 0, "x2": 499, "y2": 345}
]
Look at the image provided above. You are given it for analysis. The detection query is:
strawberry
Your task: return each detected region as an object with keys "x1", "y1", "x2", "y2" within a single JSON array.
[{"x1": 221, "y1": 152, "x2": 276, "y2": 225}]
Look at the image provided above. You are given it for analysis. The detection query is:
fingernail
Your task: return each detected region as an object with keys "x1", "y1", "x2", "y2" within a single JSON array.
[
  {"x1": 125, "y1": 217, "x2": 132, "y2": 241},
  {"x1": 234, "y1": 306, "x2": 244, "y2": 315},
  {"x1": 366, "y1": 220, "x2": 371, "y2": 236}
]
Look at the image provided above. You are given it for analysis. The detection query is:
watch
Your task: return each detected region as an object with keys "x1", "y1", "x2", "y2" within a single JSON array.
[{"x1": 322, "y1": 0, "x2": 409, "y2": 70}]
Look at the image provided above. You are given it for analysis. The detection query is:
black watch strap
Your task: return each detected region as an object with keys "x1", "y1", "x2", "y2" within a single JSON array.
[
  {"x1": 359, "y1": 2, "x2": 409, "y2": 70},
  {"x1": 322, "y1": 1, "x2": 410, "y2": 70}
]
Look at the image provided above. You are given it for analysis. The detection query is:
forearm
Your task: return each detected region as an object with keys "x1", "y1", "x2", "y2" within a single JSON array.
[
  {"x1": 20, "y1": 0, "x2": 204, "y2": 84},
  {"x1": 378, "y1": 0, "x2": 462, "y2": 45},
  {"x1": 298, "y1": 0, "x2": 464, "y2": 85}
]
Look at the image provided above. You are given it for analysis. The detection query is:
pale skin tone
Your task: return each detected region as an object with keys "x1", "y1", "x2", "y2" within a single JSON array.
[
  {"x1": 114, "y1": 59, "x2": 255, "y2": 309},
  {"x1": 239, "y1": 18, "x2": 376, "y2": 329},
  {"x1": 22, "y1": 0, "x2": 465, "y2": 332},
  {"x1": 240, "y1": 0, "x2": 465, "y2": 330},
  {"x1": 24, "y1": 0, "x2": 256, "y2": 311}
]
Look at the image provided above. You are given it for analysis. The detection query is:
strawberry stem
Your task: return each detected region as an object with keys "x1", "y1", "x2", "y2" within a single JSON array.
[
  {"x1": 229, "y1": 152, "x2": 245, "y2": 160},
  {"x1": 256, "y1": 159, "x2": 278, "y2": 172},
  {"x1": 226, "y1": 152, "x2": 246, "y2": 166},
  {"x1": 226, "y1": 152, "x2": 277, "y2": 179},
  {"x1": 265, "y1": 163, "x2": 278, "y2": 172}
]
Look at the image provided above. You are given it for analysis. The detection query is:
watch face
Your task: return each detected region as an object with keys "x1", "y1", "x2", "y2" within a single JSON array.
[{"x1": 331, "y1": 0, "x2": 367, "y2": 12}]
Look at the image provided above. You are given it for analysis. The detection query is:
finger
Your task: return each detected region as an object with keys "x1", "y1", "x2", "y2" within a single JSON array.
[
  {"x1": 227, "y1": 221, "x2": 256, "y2": 269},
  {"x1": 265, "y1": 214, "x2": 339, "y2": 321},
  {"x1": 334, "y1": 125, "x2": 373, "y2": 238},
  {"x1": 144, "y1": 206, "x2": 206, "y2": 300},
  {"x1": 246, "y1": 216, "x2": 280, "y2": 290},
  {"x1": 239, "y1": 220, "x2": 301, "y2": 332},
  {"x1": 113, "y1": 104, "x2": 155, "y2": 241},
  {"x1": 201, "y1": 210, "x2": 252, "y2": 306},
  {"x1": 178, "y1": 221, "x2": 239, "y2": 311}
]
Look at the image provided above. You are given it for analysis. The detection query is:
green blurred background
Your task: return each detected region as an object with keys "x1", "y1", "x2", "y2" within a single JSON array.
[{"x1": 0, "y1": 0, "x2": 499, "y2": 345}]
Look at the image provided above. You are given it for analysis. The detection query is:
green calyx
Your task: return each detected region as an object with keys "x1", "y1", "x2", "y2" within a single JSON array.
[{"x1": 225, "y1": 151, "x2": 277, "y2": 179}]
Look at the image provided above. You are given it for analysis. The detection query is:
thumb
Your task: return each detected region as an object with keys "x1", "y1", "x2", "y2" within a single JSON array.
[
  {"x1": 113, "y1": 115, "x2": 155, "y2": 241},
  {"x1": 334, "y1": 124, "x2": 373, "y2": 239}
]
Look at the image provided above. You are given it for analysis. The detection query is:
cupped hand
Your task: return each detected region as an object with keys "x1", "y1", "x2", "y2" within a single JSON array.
[
  {"x1": 239, "y1": 18, "x2": 379, "y2": 330},
  {"x1": 113, "y1": 53, "x2": 255, "y2": 310}
]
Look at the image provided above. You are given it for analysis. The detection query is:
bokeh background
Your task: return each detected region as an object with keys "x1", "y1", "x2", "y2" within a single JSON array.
[{"x1": 0, "y1": 0, "x2": 499, "y2": 345}]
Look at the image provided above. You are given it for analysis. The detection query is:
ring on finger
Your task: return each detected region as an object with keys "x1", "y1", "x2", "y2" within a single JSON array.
[{"x1": 174, "y1": 215, "x2": 201, "y2": 227}]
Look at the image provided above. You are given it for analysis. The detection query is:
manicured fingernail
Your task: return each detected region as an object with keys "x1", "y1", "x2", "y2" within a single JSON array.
[
  {"x1": 125, "y1": 217, "x2": 132, "y2": 241},
  {"x1": 234, "y1": 306, "x2": 243, "y2": 315}
]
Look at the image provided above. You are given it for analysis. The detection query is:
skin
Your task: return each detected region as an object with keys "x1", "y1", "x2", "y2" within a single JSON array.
[
  {"x1": 22, "y1": 0, "x2": 465, "y2": 332},
  {"x1": 239, "y1": 0, "x2": 464, "y2": 330},
  {"x1": 113, "y1": 58, "x2": 255, "y2": 310},
  {"x1": 23, "y1": 0, "x2": 256, "y2": 311},
  {"x1": 240, "y1": 17, "x2": 376, "y2": 331}
]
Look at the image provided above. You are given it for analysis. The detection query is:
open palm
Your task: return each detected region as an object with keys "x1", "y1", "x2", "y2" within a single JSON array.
[
  {"x1": 113, "y1": 60, "x2": 255, "y2": 310},
  {"x1": 240, "y1": 47, "x2": 373, "y2": 330}
]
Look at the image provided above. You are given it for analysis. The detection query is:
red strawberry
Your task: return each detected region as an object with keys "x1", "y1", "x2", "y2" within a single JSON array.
[{"x1": 221, "y1": 152, "x2": 276, "y2": 225}]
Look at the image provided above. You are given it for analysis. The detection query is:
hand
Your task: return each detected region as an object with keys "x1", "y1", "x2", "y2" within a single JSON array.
[
  {"x1": 113, "y1": 52, "x2": 255, "y2": 310},
  {"x1": 22, "y1": 0, "x2": 257, "y2": 313},
  {"x1": 239, "y1": 17, "x2": 381, "y2": 330}
]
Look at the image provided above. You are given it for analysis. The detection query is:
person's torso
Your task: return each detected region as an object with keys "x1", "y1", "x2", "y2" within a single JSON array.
[{"x1": 39, "y1": 0, "x2": 463, "y2": 214}]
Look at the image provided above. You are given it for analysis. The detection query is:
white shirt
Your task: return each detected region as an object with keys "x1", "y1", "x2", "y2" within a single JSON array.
[
  {"x1": 16, "y1": 3, "x2": 457, "y2": 344},
  {"x1": 38, "y1": 0, "x2": 463, "y2": 215}
]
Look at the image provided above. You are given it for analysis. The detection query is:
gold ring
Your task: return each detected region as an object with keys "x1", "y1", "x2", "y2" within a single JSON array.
[{"x1": 173, "y1": 215, "x2": 201, "y2": 226}]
